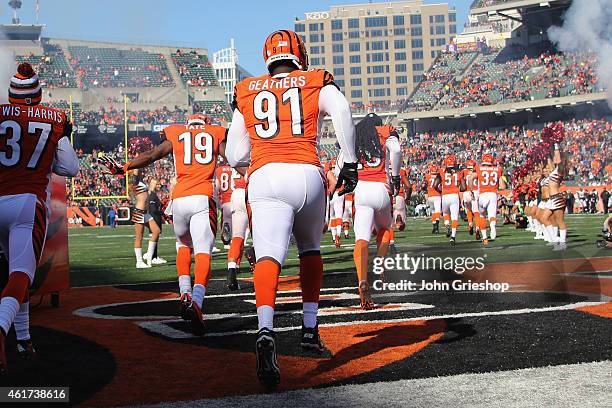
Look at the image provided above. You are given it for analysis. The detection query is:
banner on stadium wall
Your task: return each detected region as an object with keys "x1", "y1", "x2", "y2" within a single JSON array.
[
  {"x1": 31, "y1": 175, "x2": 70, "y2": 295},
  {"x1": 152, "y1": 123, "x2": 181, "y2": 133},
  {"x1": 67, "y1": 206, "x2": 134, "y2": 227}
]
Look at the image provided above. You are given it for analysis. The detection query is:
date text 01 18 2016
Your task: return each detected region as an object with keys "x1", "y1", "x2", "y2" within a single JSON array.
[{"x1": 0, "y1": 387, "x2": 69, "y2": 403}]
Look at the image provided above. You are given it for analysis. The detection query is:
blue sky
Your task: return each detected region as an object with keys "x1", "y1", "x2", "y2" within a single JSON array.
[{"x1": 1, "y1": 0, "x2": 473, "y2": 75}]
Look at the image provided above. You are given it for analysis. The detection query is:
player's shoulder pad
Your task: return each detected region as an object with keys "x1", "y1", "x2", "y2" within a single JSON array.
[{"x1": 308, "y1": 68, "x2": 338, "y2": 90}]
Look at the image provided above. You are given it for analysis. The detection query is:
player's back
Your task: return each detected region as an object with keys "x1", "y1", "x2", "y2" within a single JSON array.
[
  {"x1": 163, "y1": 123, "x2": 227, "y2": 199},
  {"x1": 0, "y1": 103, "x2": 69, "y2": 201},
  {"x1": 234, "y1": 68, "x2": 335, "y2": 174},
  {"x1": 439, "y1": 167, "x2": 463, "y2": 195},
  {"x1": 477, "y1": 165, "x2": 502, "y2": 193},
  {"x1": 216, "y1": 164, "x2": 234, "y2": 204},
  {"x1": 426, "y1": 172, "x2": 440, "y2": 196},
  {"x1": 358, "y1": 125, "x2": 394, "y2": 183}
]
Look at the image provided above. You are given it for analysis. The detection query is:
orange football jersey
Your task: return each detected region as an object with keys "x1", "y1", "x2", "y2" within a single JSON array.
[
  {"x1": 163, "y1": 123, "x2": 227, "y2": 199},
  {"x1": 358, "y1": 125, "x2": 396, "y2": 183},
  {"x1": 234, "y1": 69, "x2": 335, "y2": 174},
  {"x1": 476, "y1": 165, "x2": 502, "y2": 193},
  {"x1": 439, "y1": 168, "x2": 464, "y2": 195},
  {"x1": 216, "y1": 165, "x2": 234, "y2": 204},
  {"x1": 426, "y1": 172, "x2": 441, "y2": 197},
  {"x1": 0, "y1": 104, "x2": 70, "y2": 201},
  {"x1": 462, "y1": 168, "x2": 476, "y2": 191}
]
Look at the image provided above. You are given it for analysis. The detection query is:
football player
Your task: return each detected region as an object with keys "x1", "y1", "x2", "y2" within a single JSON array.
[
  {"x1": 226, "y1": 166, "x2": 249, "y2": 290},
  {"x1": 462, "y1": 159, "x2": 479, "y2": 236},
  {"x1": 342, "y1": 192, "x2": 353, "y2": 239},
  {"x1": 434, "y1": 155, "x2": 466, "y2": 245},
  {"x1": 0, "y1": 63, "x2": 79, "y2": 374},
  {"x1": 475, "y1": 154, "x2": 506, "y2": 245},
  {"x1": 326, "y1": 156, "x2": 345, "y2": 248},
  {"x1": 226, "y1": 30, "x2": 357, "y2": 388},
  {"x1": 425, "y1": 162, "x2": 442, "y2": 234},
  {"x1": 216, "y1": 158, "x2": 234, "y2": 248},
  {"x1": 100, "y1": 113, "x2": 227, "y2": 335},
  {"x1": 351, "y1": 114, "x2": 401, "y2": 309}
]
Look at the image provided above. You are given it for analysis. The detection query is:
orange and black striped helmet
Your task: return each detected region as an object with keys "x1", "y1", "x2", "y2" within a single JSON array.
[
  {"x1": 263, "y1": 30, "x2": 308, "y2": 72},
  {"x1": 481, "y1": 153, "x2": 494, "y2": 165},
  {"x1": 444, "y1": 155, "x2": 457, "y2": 168}
]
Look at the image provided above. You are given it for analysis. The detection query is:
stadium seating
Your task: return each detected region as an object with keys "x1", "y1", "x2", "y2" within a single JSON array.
[
  {"x1": 68, "y1": 46, "x2": 175, "y2": 88},
  {"x1": 402, "y1": 47, "x2": 602, "y2": 112},
  {"x1": 172, "y1": 50, "x2": 218, "y2": 87},
  {"x1": 16, "y1": 42, "x2": 77, "y2": 88},
  {"x1": 193, "y1": 100, "x2": 232, "y2": 121}
]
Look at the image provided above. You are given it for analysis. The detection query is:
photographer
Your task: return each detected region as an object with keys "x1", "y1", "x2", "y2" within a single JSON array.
[{"x1": 597, "y1": 214, "x2": 612, "y2": 249}]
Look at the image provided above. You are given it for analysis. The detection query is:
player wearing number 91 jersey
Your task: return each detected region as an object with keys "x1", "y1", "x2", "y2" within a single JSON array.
[
  {"x1": 226, "y1": 29, "x2": 358, "y2": 388},
  {"x1": 99, "y1": 113, "x2": 227, "y2": 335},
  {"x1": 0, "y1": 63, "x2": 79, "y2": 375}
]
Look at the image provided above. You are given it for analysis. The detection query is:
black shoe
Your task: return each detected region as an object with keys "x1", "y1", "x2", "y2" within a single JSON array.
[
  {"x1": 475, "y1": 229, "x2": 482, "y2": 241},
  {"x1": 301, "y1": 324, "x2": 324, "y2": 353},
  {"x1": 389, "y1": 243, "x2": 397, "y2": 255},
  {"x1": 449, "y1": 237, "x2": 456, "y2": 246},
  {"x1": 185, "y1": 301, "x2": 205, "y2": 336},
  {"x1": 179, "y1": 292, "x2": 192, "y2": 321},
  {"x1": 432, "y1": 222, "x2": 438, "y2": 234},
  {"x1": 16, "y1": 339, "x2": 37, "y2": 361},
  {"x1": 445, "y1": 225, "x2": 451, "y2": 238},
  {"x1": 226, "y1": 267, "x2": 239, "y2": 291},
  {"x1": 221, "y1": 223, "x2": 231, "y2": 246},
  {"x1": 255, "y1": 328, "x2": 280, "y2": 389}
]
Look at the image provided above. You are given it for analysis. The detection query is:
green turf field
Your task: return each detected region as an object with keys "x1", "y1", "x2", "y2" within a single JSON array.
[{"x1": 68, "y1": 214, "x2": 610, "y2": 287}]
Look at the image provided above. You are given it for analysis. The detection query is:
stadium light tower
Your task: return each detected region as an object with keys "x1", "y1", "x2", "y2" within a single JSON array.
[{"x1": 9, "y1": 0, "x2": 22, "y2": 24}]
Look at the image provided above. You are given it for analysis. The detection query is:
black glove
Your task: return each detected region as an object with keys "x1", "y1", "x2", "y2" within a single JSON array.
[
  {"x1": 392, "y1": 176, "x2": 401, "y2": 196},
  {"x1": 336, "y1": 162, "x2": 358, "y2": 196}
]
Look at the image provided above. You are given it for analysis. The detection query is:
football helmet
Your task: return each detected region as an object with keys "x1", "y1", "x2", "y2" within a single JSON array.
[
  {"x1": 466, "y1": 159, "x2": 476, "y2": 169},
  {"x1": 481, "y1": 153, "x2": 494, "y2": 165},
  {"x1": 263, "y1": 30, "x2": 308, "y2": 72},
  {"x1": 444, "y1": 155, "x2": 457, "y2": 168},
  {"x1": 187, "y1": 113, "x2": 211, "y2": 126}
]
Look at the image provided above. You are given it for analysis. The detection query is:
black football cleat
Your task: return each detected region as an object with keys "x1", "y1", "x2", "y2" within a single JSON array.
[
  {"x1": 301, "y1": 324, "x2": 325, "y2": 353},
  {"x1": 185, "y1": 301, "x2": 205, "y2": 335},
  {"x1": 16, "y1": 339, "x2": 37, "y2": 361},
  {"x1": 179, "y1": 292, "x2": 192, "y2": 321},
  {"x1": 449, "y1": 237, "x2": 456, "y2": 246},
  {"x1": 358, "y1": 281, "x2": 375, "y2": 310},
  {"x1": 221, "y1": 223, "x2": 231, "y2": 246},
  {"x1": 244, "y1": 247, "x2": 256, "y2": 273},
  {"x1": 226, "y1": 267, "x2": 239, "y2": 291},
  {"x1": 255, "y1": 328, "x2": 280, "y2": 389},
  {"x1": 475, "y1": 228, "x2": 482, "y2": 241},
  {"x1": 468, "y1": 224, "x2": 474, "y2": 235}
]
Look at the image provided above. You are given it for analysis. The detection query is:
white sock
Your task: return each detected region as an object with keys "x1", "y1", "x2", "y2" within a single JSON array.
[
  {"x1": 192, "y1": 284, "x2": 206, "y2": 308},
  {"x1": 303, "y1": 302, "x2": 318, "y2": 328},
  {"x1": 559, "y1": 229, "x2": 567, "y2": 243},
  {"x1": 481, "y1": 229, "x2": 488, "y2": 239},
  {"x1": 134, "y1": 247, "x2": 143, "y2": 263},
  {"x1": 336, "y1": 225, "x2": 342, "y2": 236},
  {"x1": 331, "y1": 228, "x2": 337, "y2": 239},
  {"x1": 546, "y1": 225, "x2": 556, "y2": 242},
  {"x1": 14, "y1": 301, "x2": 30, "y2": 341},
  {"x1": 444, "y1": 220, "x2": 449, "y2": 226},
  {"x1": 451, "y1": 228, "x2": 457, "y2": 238},
  {"x1": 390, "y1": 240, "x2": 395, "y2": 245},
  {"x1": 178, "y1": 275, "x2": 192, "y2": 295},
  {"x1": 490, "y1": 221, "x2": 497, "y2": 240},
  {"x1": 257, "y1": 305, "x2": 275, "y2": 331},
  {"x1": 147, "y1": 240, "x2": 157, "y2": 258},
  {"x1": 0, "y1": 297, "x2": 20, "y2": 334},
  {"x1": 228, "y1": 261, "x2": 237, "y2": 269},
  {"x1": 552, "y1": 226, "x2": 559, "y2": 241}
]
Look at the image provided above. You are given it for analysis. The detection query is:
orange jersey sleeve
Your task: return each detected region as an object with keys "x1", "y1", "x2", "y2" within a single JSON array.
[
  {"x1": 164, "y1": 123, "x2": 227, "y2": 199},
  {"x1": 234, "y1": 69, "x2": 334, "y2": 174},
  {"x1": 0, "y1": 104, "x2": 70, "y2": 202},
  {"x1": 477, "y1": 165, "x2": 502, "y2": 193},
  {"x1": 439, "y1": 168, "x2": 463, "y2": 195}
]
